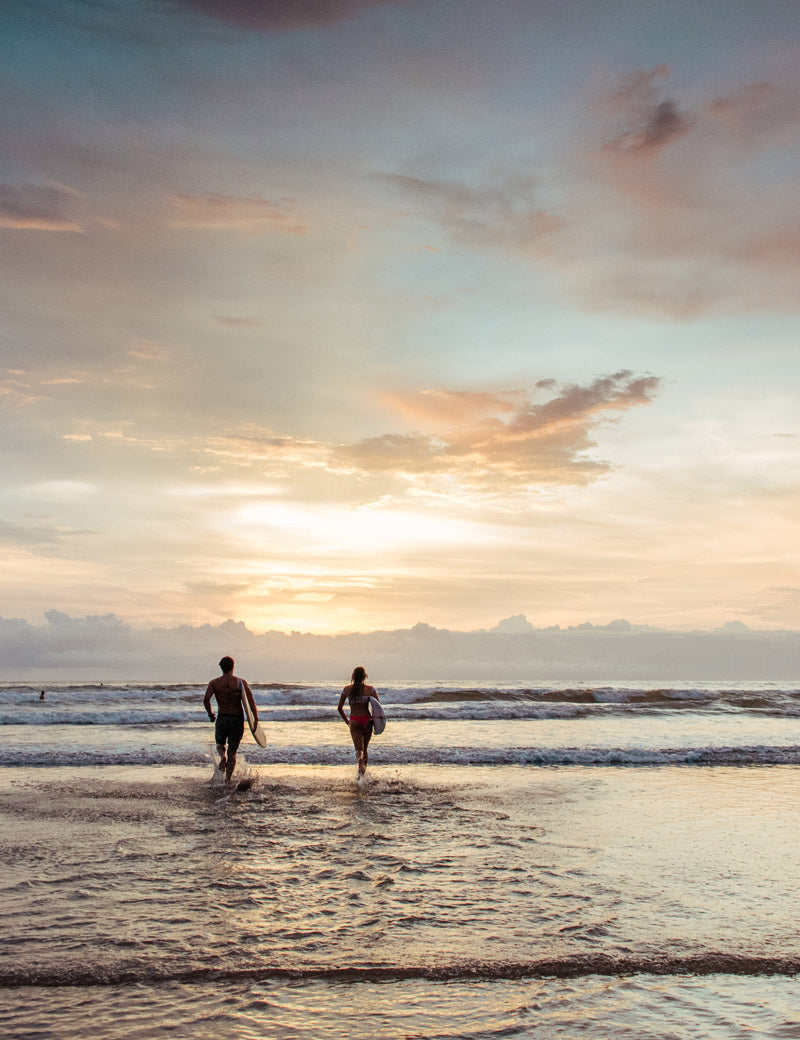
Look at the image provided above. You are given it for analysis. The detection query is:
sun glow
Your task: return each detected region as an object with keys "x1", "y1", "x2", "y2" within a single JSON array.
[{"x1": 234, "y1": 500, "x2": 484, "y2": 554}]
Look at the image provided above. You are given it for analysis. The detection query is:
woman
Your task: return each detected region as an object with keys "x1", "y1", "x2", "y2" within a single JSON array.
[{"x1": 338, "y1": 666, "x2": 379, "y2": 775}]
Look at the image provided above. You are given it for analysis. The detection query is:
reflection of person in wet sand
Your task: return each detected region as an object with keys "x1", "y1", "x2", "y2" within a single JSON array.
[
  {"x1": 338, "y1": 666, "x2": 379, "y2": 776},
  {"x1": 203, "y1": 656, "x2": 258, "y2": 782}
]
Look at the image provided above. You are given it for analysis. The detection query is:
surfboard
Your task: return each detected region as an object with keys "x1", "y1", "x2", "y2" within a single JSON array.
[
  {"x1": 239, "y1": 679, "x2": 267, "y2": 748},
  {"x1": 369, "y1": 696, "x2": 386, "y2": 735}
]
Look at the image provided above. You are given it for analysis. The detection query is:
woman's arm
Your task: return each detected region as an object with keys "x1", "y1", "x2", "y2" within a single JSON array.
[{"x1": 337, "y1": 689, "x2": 349, "y2": 723}]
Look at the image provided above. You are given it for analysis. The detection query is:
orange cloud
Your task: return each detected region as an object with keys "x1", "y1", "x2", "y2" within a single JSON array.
[
  {"x1": 0, "y1": 373, "x2": 41, "y2": 406},
  {"x1": 199, "y1": 373, "x2": 659, "y2": 492},
  {"x1": 204, "y1": 429, "x2": 330, "y2": 471},
  {"x1": 338, "y1": 372, "x2": 661, "y2": 487},
  {"x1": 382, "y1": 388, "x2": 526, "y2": 431},
  {"x1": 169, "y1": 193, "x2": 307, "y2": 233}
]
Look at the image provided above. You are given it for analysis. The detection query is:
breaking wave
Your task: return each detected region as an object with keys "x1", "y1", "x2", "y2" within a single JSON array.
[
  {"x1": 4, "y1": 744, "x2": 800, "y2": 768},
  {"x1": 3, "y1": 952, "x2": 799, "y2": 989}
]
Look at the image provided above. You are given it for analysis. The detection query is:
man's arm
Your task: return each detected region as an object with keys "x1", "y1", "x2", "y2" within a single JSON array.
[{"x1": 203, "y1": 683, "x2": 216, "y2": 721}]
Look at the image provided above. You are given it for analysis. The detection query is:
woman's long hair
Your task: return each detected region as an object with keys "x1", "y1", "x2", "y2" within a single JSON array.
[{"x1": 351, "y1": 666, "x2": 366, "y2": 696}]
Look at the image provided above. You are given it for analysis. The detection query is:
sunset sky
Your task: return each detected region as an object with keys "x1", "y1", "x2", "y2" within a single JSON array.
[{"x1": 3, "y1": 0, "x2": 800, "y2": 637}]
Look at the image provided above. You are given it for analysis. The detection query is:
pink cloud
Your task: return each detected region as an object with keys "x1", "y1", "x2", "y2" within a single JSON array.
[
  {"x1": 707, "y1": 80, "x2": 800, "y2": 147},
  {"x1": 382, "y1": 65, "x2": 800, "y2": 316},
  {"x1": 169, "y1": 193, "x2": 307, "y2": 233},
  {"x1": 572, "y1": 68, "x2": 800, "y2": 314}
]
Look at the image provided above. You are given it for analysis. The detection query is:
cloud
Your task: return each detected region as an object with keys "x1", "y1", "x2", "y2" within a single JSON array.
[
  {"x1": 378, "y1": 172, "x2": 564, "y2": 252},
  {"x1": 214, "y1": 316, "x2": 267, "y2": 328},
  {"x1": 203, "y1": 429, "x2": 331, "y2": 471},
  {"x1": 184, "y1": 580, "x2": 253, "y2": 599},
  {"x1": 337, "y1": 372, "x2": 661, "y2": 488},
  {"x1": 70, "y1": 371, "x2": 657, "y2": 498},
  {"x1": 606, "y1": 100, "x2": 692, "y2": 153},
  {"x1": 603, "y1": 66, "x2": 693, "y2": 152},
  {"x1": 199, "y1": 373, "x2": 660, "y2": 492},
  {"x1": 169, "y1": 193, "x2": 307, "y2": 233},
  {"x1": 0, "y1": 519, "x2": 62, "y2": 547},
  {"x1": 706, "y1": 80, "x2": 800, "y2": 148},
  {"x1": 127, "y1": 341, "x2": 170, "y2": 361},
  {"x1": 567, "y1": 67, "x2": 800, "y2": 314},
  {"x1": 2, "y1": 611, "x2": 799, "y2": 680},
  {"x1": 383, "y1": 388, "x2": 527, "y2": 430},
  {"x1": 0, "y1": 372, "x2": 42, "y2": 406},
  {"x1": 0, "y1": 183, "x2": 83, "y2": 232},
  {"x1": 174, "y1": 0, "x2": 409, "y2": 30},
  {"x1": 490, "y1": 614, "x2": 535, "y2": 634},
  {"x1": 381, "y1": 65, "x2": 800, "y2": 316}
]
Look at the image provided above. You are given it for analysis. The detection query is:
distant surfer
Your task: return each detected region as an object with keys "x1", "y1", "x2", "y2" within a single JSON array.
[
  {"x1": 204, "y1": 656, "x2": 258, "y2": 782},
  {"x1": 338, "y1": 666, "x2": 379, "y2": 776},
  {"x1": 39, "y1": 690, "x2": 45, "y2": 700}
]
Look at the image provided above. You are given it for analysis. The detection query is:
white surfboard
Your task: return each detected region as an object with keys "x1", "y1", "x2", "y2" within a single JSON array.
[
  {"x1": 369, "y1": 696, "x2": 386, "y2": 735},
  {"x1": 239, "y1": 679, "x2": 267, "y2": 748}
]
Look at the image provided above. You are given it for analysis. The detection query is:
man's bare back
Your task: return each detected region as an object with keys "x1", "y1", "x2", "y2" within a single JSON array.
[{"x1": 204, "y1": 673, "x2": 244, "y2": 717}]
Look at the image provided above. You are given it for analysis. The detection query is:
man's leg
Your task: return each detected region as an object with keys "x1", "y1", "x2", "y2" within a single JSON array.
[
  {"x1": 226, "y1": 722, "x2": 244, "y2": 782},
  {"x1": 214, "y1": 716, "x2": 227, "y2": 774}
]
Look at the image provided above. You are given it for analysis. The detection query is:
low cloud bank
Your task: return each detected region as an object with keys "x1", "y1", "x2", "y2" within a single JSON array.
[{"x1": 1, "y1": 611, "x2": 799, "y2": 682}]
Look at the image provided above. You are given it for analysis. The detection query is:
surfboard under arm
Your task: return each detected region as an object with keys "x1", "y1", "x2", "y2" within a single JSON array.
[
  {"x1": 239, "y1": 679, "x2": 267, "y2": 748},
  {"x1": 369, "y1": 696, "x2": 386, "y2": 735}
]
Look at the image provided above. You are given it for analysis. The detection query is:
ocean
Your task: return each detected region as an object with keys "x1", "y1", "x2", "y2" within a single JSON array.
[{"x1": 2, "y1": 678, "x2": 800, "y2": 1038}]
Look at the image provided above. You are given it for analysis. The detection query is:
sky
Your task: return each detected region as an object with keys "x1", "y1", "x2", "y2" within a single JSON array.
[{"x1": 3, "y1": 0, "x2": 800, "y2": 648}]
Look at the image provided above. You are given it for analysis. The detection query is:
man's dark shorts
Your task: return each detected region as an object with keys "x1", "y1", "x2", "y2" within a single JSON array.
[{"x1": 215, "y1": 713, "x2": 244, "y2": 753}]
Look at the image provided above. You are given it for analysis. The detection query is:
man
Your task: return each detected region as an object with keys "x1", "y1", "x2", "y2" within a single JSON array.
[{"x1": 203, "y1": 656, "x2": 258, "y2": 782}]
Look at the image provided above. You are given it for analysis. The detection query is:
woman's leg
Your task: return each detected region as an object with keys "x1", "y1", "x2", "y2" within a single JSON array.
[
  {"x1": 350, "y1": 722, "x2": 367, "y2": 774},
  {"x1": 362, "y1": 723, "x2": 373, "y2": 768}
]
